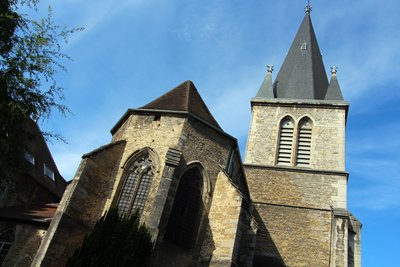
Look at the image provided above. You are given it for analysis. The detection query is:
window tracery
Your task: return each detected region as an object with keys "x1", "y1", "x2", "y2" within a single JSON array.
[{"x1": 117, "y1": 155, "x2": 154, "y2": 215}]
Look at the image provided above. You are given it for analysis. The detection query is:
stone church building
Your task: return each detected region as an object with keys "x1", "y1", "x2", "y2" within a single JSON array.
[{"x1": 1, "y1": 5, "x2": 361, "y2": 267}]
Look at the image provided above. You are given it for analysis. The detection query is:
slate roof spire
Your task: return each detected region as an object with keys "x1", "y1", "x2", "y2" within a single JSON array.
[
  {"x1": 271, "y1": 4, "x2": 330, "y2": 100},
  {"x1": 325, "y1": 66, "x2": 344, "y2": 100},
  {"x1": 256, "y1": 65, "x2": 274, "y2": 98}
]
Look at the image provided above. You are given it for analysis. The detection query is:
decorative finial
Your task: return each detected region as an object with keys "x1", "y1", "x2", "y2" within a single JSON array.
[
  {"x1": 305, "y1": 0, "x2": 312, "y2": 14},
  {"x1": 331, "y1": 66, "x2": 338, "y2": 76},
  {"x1": 267, "y1": 65, "x2": 274, "y2": 73}
]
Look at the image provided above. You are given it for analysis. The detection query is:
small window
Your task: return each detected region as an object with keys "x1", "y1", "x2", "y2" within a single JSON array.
[
  {"x1": 154, "y1": 115, "x2": 161, "y2": 121},
  {"x1": 24, "y1": 151, "x2": 35, "y2": 165},
  {"x1": 44, "y1": 164, "x2": 55, "y2": 180},
  {"x1": 0, "y1": 228, "x2": 15, "y2": 265},
  {"x1": 301, "y1": 41, "x2": 307, "y2": 51}
]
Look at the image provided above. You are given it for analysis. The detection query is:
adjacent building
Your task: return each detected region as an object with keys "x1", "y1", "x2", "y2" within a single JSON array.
[{"x1": 0, "y1": 119, "x2": 67, "y2": 266}]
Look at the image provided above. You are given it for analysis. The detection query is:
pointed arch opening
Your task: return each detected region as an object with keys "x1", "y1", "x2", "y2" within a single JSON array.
[
  {"x1": 164, "y1": 166, "x2": 204, "y2": 250},
  {"x1": 296, "y1": 117, "x2": 313, "y2": 167},
  {"x1": 277, "y1": 116, "x2": 295, "y2": 165},
  {"x1": 117, "y1": 150, "x2": 156, "y2": 216},
  {"x1": 0, "y1": 228, "x2": 15, "y2": 265}
]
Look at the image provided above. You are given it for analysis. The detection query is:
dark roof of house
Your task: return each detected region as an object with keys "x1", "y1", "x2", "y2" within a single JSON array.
[
  {"x1": 270, "y1": 12, "x2": 331, "y2": 100},
  {"x1": 0, "y1": 203, "x2": 58, "y2": 225},
  {"x1": 140, "y1": 80, "x2": 222, "y2": 130}
]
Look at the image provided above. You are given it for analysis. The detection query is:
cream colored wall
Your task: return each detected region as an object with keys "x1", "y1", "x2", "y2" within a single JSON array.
[
  {"x1": 245, "y1": 100, "x2": 347, "y2": 172},
  {"x1": 108, "y1": 114, "x2": 185, "y2": 222},
  {"x1": 208, "y1": 171, "x2": 243, "y2": 266}
]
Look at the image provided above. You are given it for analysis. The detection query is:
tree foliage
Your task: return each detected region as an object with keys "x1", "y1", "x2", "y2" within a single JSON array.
[
  {"x1": 0, "y1": 0, "x2": 81, "y2": 176},
  {"x1": 67, "y1": 208, "x2": 154, "y2": 267}
]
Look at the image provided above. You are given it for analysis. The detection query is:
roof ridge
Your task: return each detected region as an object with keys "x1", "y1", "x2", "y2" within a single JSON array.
[
  {"x1": 184, "y1": 80, "x2": 191, "y2": 110},
  {"x1": 138, "y1": 80, "x2": 222, "y2": 130}
]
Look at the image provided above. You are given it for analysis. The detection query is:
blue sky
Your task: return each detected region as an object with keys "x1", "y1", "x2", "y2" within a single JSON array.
[{"x1": 32, "y1": 0, "x2": 399, "y2": 266}]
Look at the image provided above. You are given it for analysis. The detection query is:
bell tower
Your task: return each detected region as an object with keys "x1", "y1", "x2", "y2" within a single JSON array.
[{"x1": 244, "y1": 4, "x2": 361, "y2": 267}]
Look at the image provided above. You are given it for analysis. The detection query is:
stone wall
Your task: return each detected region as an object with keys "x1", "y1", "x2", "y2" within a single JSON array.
[
  {"x1": 245, "y1": 100, "x2": 347, "y2": 171},
  {"x1": 244, "y1": 160, "x2": 349, "y2": 267},
  {"x1": 31, "y1": 141, "x2": 126, "y2": 267},
  {"x1": 150, "y1": 115, "x2": 251, "y2": 266},
  {"x1": 332, "y1": 214, "x2": 348, "y2": 267},
  {"x1": 245, "y1": 166, "x2": 348, "y2": 210},
  {"x1": 207, "y1": 171, "x2": 243, "y2": 266},
  {"x1": 109, "y1": 113, "x2": 186, "y2": 226},
  {"x1": 253, "y1": 203, "x2": 332, "y2": 267}
]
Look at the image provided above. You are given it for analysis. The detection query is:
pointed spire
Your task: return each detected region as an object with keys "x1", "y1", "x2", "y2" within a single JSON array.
[
  {"x1": 256, "y1": 65, "x2": 274, "y2": 98},
  {"x1": 272, "y1": 7, "x2": 329, "y2": 100},
  {"x1": 325, "y1": 66, "x2": 344, "y2": 100}
]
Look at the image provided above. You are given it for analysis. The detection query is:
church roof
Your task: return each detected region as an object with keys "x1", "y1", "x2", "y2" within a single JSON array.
[
  {"x1": 256, "y1": 66, "x2": 274, "y2": 98},
  {"x1": 272, "y1": 10, "x2": 330, "y2": 100},
  {"x1": 140, "y1": 80, "x2": 221, "y2": 130},
  {"x1": 325, "y1": 69, "x2": 344, "y2": 100}
]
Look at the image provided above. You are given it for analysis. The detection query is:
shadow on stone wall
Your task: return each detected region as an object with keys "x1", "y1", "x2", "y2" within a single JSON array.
[
  {"x1": 32, "y1": 141, "x2": 127, "y2": 266},
  {"x1": 151, "y1": 155, "x2": 218, "y2": 267},
  {"x1": 252, "y1": 209, "x2": 286, "y2": 267},
  {"x1": 152, "y1": 202, "x2": 215, "y2": 267}
]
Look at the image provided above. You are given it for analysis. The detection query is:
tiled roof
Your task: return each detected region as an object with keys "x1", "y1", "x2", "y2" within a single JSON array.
[
  {"x1": 0, "y1": 203, "x2": 58, "y2": 225},
  {"x1": 140, "y1": 80, "x2": 221, "y2": 130}
]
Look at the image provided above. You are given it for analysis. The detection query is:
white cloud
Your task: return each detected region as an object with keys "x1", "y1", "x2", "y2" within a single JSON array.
[{"x1": 37, "y1": 0, "x2": 148, "y2": 47}]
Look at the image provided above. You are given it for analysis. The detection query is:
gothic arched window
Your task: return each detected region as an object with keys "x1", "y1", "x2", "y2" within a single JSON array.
[
  {"x1": 277, "y1": 117, "x2": 295, "y2": 165},
  {"x1": 164, "y1": 168, "x2": 204, "y2": 249},
  {"x1": 117, "y1": 155, "x2": 154, "y2": 215},
  {"x1": 0, "y1": 228, "x2": 15, "y2": 265},
  {"x1": 296, "y1": 117, "x2": 313, "y2": 167}
]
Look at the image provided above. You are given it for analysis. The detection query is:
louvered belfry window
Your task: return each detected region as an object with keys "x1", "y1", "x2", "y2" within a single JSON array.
[
  {"x1": 117, "y1": 155, "x2": 154, "y2": 215},
  {"x1": 277, "y1": 117, "x2": 295, "y2": 165},
  {"x1": 296, "y1": 118, "x2": 313, "y2": 166}
]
